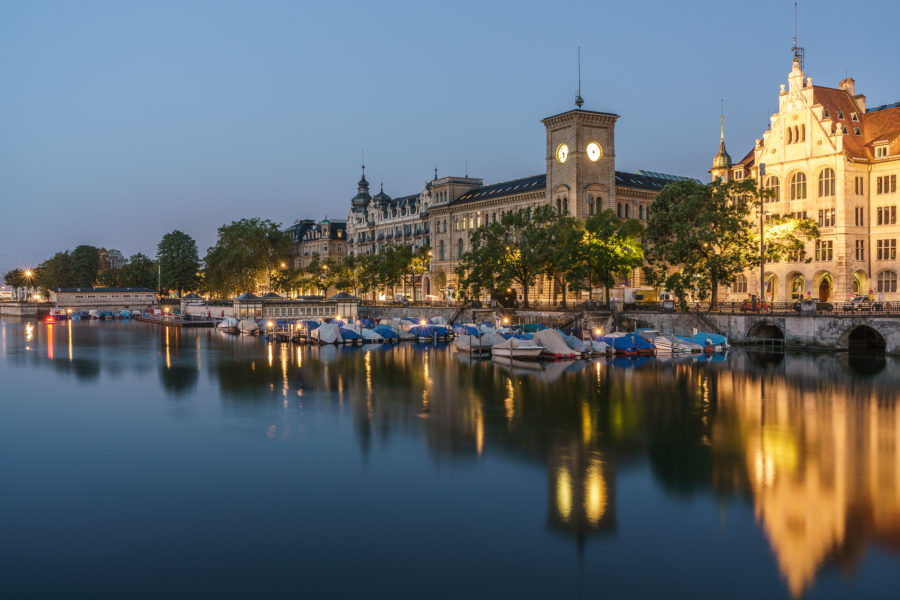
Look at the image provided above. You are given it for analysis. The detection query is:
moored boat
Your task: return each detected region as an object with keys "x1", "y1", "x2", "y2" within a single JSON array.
[{"x1": 491, "y1": 336, "x2": 544, "y2": 360}]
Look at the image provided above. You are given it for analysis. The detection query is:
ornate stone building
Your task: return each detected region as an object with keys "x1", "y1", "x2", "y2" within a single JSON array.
[
  {"x1": 285, "y1": 218, "x2": 347, "y2": 270},
  {"x1": 347, "y1": 99, "x2": 693, "y2": 302},
  {"x1": 712, "y1": 57, "x2": 900, "y2": 302}
]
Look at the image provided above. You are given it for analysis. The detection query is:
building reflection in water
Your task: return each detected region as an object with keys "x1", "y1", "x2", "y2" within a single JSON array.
[
  {"x1": 713, "y1": 353, "x2": 900, "y2": 598},
  {"x1": 13, "y1": 321, "x2": 898, "y2": 597}
]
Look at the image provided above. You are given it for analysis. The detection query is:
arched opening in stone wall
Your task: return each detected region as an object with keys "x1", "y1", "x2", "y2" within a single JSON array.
[
  {"x1": 841, "y1": 325, "x2": 887, "y2": 355},
  {"x1": 746, "y1": 321, "x2": 785, "y2": 346}
]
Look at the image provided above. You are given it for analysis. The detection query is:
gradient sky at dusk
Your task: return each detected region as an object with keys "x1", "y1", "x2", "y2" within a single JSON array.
[{"x1": 2, "y1": 0, "x2": 899, "y2": 273}]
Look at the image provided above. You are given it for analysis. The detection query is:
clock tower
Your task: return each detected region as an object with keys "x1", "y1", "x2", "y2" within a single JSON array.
[{"x1": 542, "y1": 107, "x2": 618, "y2": 219}]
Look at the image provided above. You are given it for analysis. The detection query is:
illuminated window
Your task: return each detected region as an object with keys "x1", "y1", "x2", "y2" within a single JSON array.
[
  {"x1": 765, "y1": 175, "x2": 780, "y2": 203},
  {"x1": 790, "y1": 172, "x2": 807, "y2": 200},
  {"x1": 818, "y1": 168, "x2": 835, "y2": 197}
]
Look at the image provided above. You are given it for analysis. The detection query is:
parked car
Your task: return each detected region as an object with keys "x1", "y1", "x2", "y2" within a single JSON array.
[{"x1": 844, "y1": 295, "x2": 883, "y2": 311}]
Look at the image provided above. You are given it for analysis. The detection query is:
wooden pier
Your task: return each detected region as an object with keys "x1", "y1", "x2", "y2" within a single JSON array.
[{"x1": 134, "y1": 314, "x2": 219, "y2": 328}]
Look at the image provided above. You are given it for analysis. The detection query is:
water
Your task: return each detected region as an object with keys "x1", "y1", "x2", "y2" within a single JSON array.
[{"x1": 1, "y1": 319, "x2": 899, "y2": 599}]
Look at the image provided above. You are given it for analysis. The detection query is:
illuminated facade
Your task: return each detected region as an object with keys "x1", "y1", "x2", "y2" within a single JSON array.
[
  {"x1": 712, "y1": 57, "x2": 900, "y2": 302},
  {"x1": 347, "y1": 100, "x2": 695, "y2": 302}
]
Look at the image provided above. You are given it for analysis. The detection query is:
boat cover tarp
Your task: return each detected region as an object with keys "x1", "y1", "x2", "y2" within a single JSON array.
[
  {"x1": 557, "y1": 329, "x2": 590, "y2": 354},
  {"x1": 455, "y1": 324, "x2": 479, "y2": 336},
  {"x1": 373, "y1": 324, "x2": 399, "y2": 339},
  {"x1": 312, "y1": 322, "x2": 342, "y2": 344},
  {"x1": 217, "y1": 317, "x2": 239, "y2": 329},
  {"x1": 339, "y1": 327, "x2": 361, "y2": 340},
  {"x1": 428, "y1": 316, "x2": 447, "y2": 325},
  {"x1": 238, "y1": 319, "x2": 259, "y2": 333},
  {"x1": 691, "y1": 332, "x2": 729, "y2": 347},
  {"x1": 409, "y1": 325, "x2": 435, "y2": 338},
  {"x1": 359, "y1": 318, "x2": 375, "y2": 329},
  {"x1": 492, "y1": 337, "x2": 540, "y2": 351},
  {"x1": 532, "y1": 329, "x2": 578, "y2": 356},
  {"x1": 360, "y1": 328, "x2": 383, "y2": 341}
]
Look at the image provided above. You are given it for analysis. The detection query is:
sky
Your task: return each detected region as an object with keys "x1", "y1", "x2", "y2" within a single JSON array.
[{"x1": 2, "y1": 0, "x2": 899, "y2": 274}]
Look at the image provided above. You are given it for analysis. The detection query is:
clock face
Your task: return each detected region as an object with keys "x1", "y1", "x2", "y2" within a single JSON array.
[
  {"x1": 556, "y1": 144, "x2": 569, "y2": 163},
  {"x1": 586, "y1": 142, "x2": 603, "y2": 162}
]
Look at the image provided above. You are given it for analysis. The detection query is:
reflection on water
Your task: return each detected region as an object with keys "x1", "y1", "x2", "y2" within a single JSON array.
[{"x1": 2, "y1": 319, "x2": 899, "y2": 598}]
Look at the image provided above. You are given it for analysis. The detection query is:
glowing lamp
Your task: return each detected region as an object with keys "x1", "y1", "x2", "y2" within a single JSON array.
[{"x1": 419, "y1": 320, "x2": 427, "y2": 326}]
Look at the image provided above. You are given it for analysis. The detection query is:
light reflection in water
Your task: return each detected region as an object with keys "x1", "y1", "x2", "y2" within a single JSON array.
[
  {"x1": 46, "y1": 324, "x2": 54, "y2": 360},
  {"x1": 67, "y1": 320, "x2": 73, "y2": 361},
  {"x1": 556, "y1": 466, "x2": 573, "y2": 521},
  {"x1": 584, "y1": 457, "x2": 607, "y2": 526},
  {"x1": 164, "y1": 327, "x2": 171, "y2": 369},
  {"x1": 25, "y1": 322, "x2": 33, "y2": 342}
]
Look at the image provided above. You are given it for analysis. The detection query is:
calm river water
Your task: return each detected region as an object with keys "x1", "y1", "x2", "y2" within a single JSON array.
[{"x1": 2, "y1": 319, "x2": 899, "y2": 598}]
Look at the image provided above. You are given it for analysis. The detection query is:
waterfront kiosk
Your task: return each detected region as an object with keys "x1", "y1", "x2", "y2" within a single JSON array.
[{"x1": 232, "y1": 292, "x2": 358, "y2": 321}]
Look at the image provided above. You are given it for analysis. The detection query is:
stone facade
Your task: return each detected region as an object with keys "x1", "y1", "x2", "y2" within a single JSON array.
[
  {"x1": 712, "y1": 58, "x2": 900, "y2": 302},
  {"x1": 347, "y1": 102, "x2": 694, "y2": 303},
  {"x1": 285, "y1": 218, "x2": 348, "y2": 270}
]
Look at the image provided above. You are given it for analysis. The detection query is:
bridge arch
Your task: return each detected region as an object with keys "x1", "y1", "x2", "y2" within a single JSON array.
[
  {"x1": 839, "y1": 324, "x2": 886, "y2": 354},
  {"x1": 746, "y1": 320, "x2": 785, "y2": 344}
]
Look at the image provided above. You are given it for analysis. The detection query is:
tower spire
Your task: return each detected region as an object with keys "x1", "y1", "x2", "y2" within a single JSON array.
[
  {"x1": 575, "y1": 47, "x2": 584, "y2": 108},
  {"x1": 712, "y1": 99, "x2": 732, "y2": 172},
  {"x1": 791, "y1": 1, "x2": 805, "y2": 69}
]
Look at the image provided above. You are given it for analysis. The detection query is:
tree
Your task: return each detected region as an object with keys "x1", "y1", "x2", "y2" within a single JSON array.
[
  {"x1": 97, "y1": 248, "x2": 127, "y2": 287},
  {"x1": 394, "y1": 244, "x2": 431, "y2": 301},
  {"x1": 70, "y1": 245, "x2": 100, "y2": 288},
  {"x1": 456, "y1": 205, "x2": 557, "y2": 308},
  {"x1": 202, "y1": 218, "x2": 289, "y2": 296},
  {"x1": 37, "y1": 252, "x2": 73, "y2": 290},
  {"x1": 645, "y1": 179, "x2": 759, "y2": 307},
  {"x1": 4, "y1": 269, "x2": 26, "y2": 298},
  {"x1": 300, "y1": 253, "x2": 338, "y2": 295},
  {"x1": 761, "y1": 216, "x2": 820, "y2": 263},
  {"x1": 120, "y1": 253, "x2": 158, "y2": 289},
  {"x1": 568, "y1": 210, "x2": 645, "y2": 305},
  {"x1": 157, "y1": 230, "x2": 200, "y2": 297},
  {"x1": 545, "y1": 214, "x2": 581, "y2": 306}
]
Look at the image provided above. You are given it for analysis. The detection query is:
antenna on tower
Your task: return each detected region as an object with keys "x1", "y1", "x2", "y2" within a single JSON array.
[
  {"x1": 720, "y1": 99, "x2": 725, "y2": 140},
  {"x1": 361, "y1": 150, "x2": 365, "y2": 175},
  {"x1": 465, "y1": 160, "x2": 468, "y2": 178},
  {"x1": 575, "y1": 47, "x2": 584, "y2": 108},
  {"x1": 791, "y1": 1, "x2": 805, "y2": 70}
]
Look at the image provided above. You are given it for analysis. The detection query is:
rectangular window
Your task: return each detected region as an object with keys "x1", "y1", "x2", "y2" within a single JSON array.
[
  {"x1": 878, "y1": 207, "x2": 884, "y2": 225},
  {"x1": 893, "y1": 206, "x2": 898, "y2": 224},
  {"x1": 875, "y1": 146, "x2": 888, "y2": 158},
  {"x1": 878, "y1": 177, "x2": 883, "y2": 194},
  {"x1": 856, "y1": 240, "x2": 864, "y2": 261},
  {"x1": 818, "y1": 209, "x2": 823, "y2": 227}
]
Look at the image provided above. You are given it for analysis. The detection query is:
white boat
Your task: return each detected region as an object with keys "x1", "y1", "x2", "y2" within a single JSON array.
[
  {"x1": 531, "y1": 329, "x2": 580, "y2": 359},
  {"x1": 217, "y1": 317, "x2": 240, "y2": 334},
  {"x1": 310, "y1": 322, "x2": 342, "y2": 344},
  {"x1": 238, "y1": 319, "x2": 259, "y2": 335},
  {"x1": 491, "y1": 337, "x2": 544, "y2": 360},
  {"x1": 89, "y1": 309, "x2": 102, "y2": 320},
  {"x1": 454, "y1": 333, "x2": 496, "y2": 354}
]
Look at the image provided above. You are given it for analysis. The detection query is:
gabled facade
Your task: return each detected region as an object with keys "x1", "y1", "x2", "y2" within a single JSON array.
[{"x1": 713, "y1": 58, "x2": 900, "y2": 302}]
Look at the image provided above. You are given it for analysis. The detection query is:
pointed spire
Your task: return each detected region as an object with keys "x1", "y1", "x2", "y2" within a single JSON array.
[
  {"x1": 434, "y1": 166, "x2": 438, "y2": 180},
  {"x1": 712, "y1": 100, "x2": 732, "y2": 170}
]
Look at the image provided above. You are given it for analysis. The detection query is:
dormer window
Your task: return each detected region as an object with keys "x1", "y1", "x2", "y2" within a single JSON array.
[
  {"x1": 823, "y1": 108, "x2": 830, "y2": 118},
  {"x1": 841, "y1": 125, "x2": 848, "y2": 135},
  {"x1": 851, "y1": 112, "x2": 859, "y2": 122},
  {"x1": 837, "y1": 110, "x2": 844, "y2": 119},
  {"x1": 854, "y1": 127, "x2": 861, "y2": 136},
  {"x1": 875, "y1": 145, "x2": 889, "y2": 158}
]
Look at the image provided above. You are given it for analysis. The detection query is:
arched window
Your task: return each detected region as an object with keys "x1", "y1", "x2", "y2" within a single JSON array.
[
  {"x1": 818, "y1": 168, "x2": 835, "y2": 197},
  {"x1": 790, "y1": 172, "x2": 807, "y2": 200},
  {"x1": 801, "y1": 124, "x2": 806, "y2": 141},
  {"x1": 625, "y1": 204, "x2": 630, "y2": 218},
  {"x1": 877, "y1": 271, "x2": 897, "y2": 293},
  {"x1": 556, "y1": 198, "x2": 562, "y2": 213},
  {"x1": 617, "y1": 203, "x2": 622, "y2": 217},
  {"x1": 765, "y1": 175, "x2": 780, "y2": 203},
  {"x1": 439, "y1": 240, "x2": 445, "y2": 260},
  {"x1": 457, "y1": 238, "x2": 464, "y2": 259},
  {"x1": 562, "y1": 197, "x2": 568, "y2": 214},
  {"x1": 787, "y1": 127, "x2": 793, "y2": 144}
]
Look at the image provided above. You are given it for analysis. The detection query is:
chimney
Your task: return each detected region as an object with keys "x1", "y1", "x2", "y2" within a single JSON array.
[{"x1": 839, "y1": 77, "x2": 855, "y2": 96}]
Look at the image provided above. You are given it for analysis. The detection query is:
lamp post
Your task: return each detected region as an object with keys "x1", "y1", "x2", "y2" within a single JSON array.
[{"x1": 758, "y1": 163, "x2": 766, "y2": 311}]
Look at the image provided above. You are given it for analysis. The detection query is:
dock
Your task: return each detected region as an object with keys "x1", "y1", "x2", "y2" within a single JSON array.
[{"x1": 134, "y1": 314, "x2": 220, "y2": 328}]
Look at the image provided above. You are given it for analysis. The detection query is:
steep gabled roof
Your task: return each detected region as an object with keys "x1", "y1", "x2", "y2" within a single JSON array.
[{"x1": 452, "y1": 174, "x2": 546, "y2": 205}]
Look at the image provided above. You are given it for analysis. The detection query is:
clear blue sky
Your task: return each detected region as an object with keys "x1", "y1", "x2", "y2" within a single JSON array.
[{"x1": 2, "y1": 0, "x2": 898, "y2": 273}]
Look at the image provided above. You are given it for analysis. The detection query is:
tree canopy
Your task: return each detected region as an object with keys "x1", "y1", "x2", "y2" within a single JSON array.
[
  {"x1": 567, "y1": 210, "x2": 645, "y2": 304},
  {"x1": 120, "y1": 253, "x2": 158, "y2": 289},
  {"x1": 202, "y1": 218, "x2": 288, "y2": 297},
  {"x1": 157, "y1": 230, "x2": 200, "y2": 297}
]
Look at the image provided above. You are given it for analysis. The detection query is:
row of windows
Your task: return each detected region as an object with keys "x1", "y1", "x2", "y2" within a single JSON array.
[
  {"x1": 737, "y1": 271, "x2": 896, "y2": 293},
  {"x1": 818, "y1": 208, "x2": 836, "y2": 227},
  {"x1": 815, "y1": 240, "x2": 834, "y2": 261},
  {"x1": 877, "y1": 206, "x2": 897, "y2": 225},
  {"x1": 876, "y1": 239, "x2": 897, "y2": 261},
  {"x1": 70, "y1": 294, "x2": 153, "y2": 299},
  {"x1": 786, "y1": 124, "x2": 806, "y2": 144},
  {"x1": 267, "y1": 306, "x2": 335, "y2": 317},
  {"x1": 877, "y1": 175, "x2": 897, "y2": 194}
]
